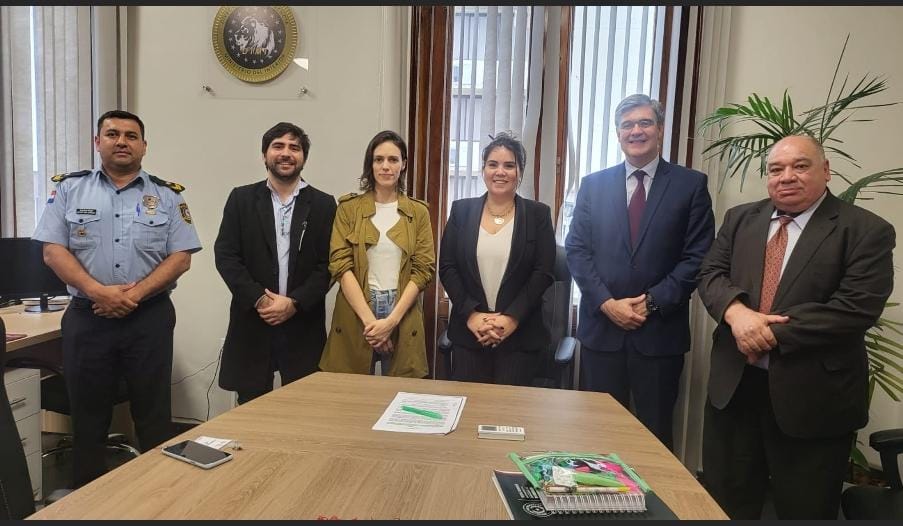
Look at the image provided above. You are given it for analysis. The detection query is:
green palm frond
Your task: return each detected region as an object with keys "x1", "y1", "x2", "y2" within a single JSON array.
[
  {"x1": 699, "y1": 91, "x2": 805, "y2": 190},
  {"x1": 835, "y1": 168, "x2": 903, "y2": 203},
  {"x1": 698, "y1": 34, "x2": 900, "y2": 190},
  {"x1": 865, "y1": 311, "x2": 903, "y2": 403}
]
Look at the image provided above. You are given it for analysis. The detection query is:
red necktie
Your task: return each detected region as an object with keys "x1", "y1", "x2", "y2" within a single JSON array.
[
  {"x1": 628, "y1": 170, "x2": 646, "y2": 248},
  {"x1": 758, "y1": 216, "x2": 793, "y2": 313}
]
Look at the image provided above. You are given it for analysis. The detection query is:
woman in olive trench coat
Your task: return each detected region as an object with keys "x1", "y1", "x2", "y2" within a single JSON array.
[{"x1": 319, "y1": 131, "x2": 435, "y2": 377}]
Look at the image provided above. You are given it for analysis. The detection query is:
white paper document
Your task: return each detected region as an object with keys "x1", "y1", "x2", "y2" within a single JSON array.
[
  {"x1": 194, "y1": 436, "x2": 234, "y2": 450},
  {"x1": 372, "y1": 391, "x2": 467, "y2": 435}
]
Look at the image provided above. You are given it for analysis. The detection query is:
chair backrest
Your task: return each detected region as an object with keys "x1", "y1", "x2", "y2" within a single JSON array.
[
  {"x1": 533, "y1": 245, "x2": 573, "y2": 387},
  {"x1": 0, "y1": 318, "x2": 37, "y2": 519}
]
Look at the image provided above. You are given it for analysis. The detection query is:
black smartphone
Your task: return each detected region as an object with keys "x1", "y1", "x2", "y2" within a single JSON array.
[{"x1": 161, "y1": 439, "x2": 233, "y2": 469}]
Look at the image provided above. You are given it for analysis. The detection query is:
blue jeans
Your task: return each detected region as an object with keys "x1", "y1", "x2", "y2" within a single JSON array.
[{"x1": 369, "y1": 288, "x2": 397, "y2": 375}]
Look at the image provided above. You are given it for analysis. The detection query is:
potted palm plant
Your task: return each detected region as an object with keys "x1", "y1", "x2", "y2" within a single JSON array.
[{"x1": 698, "y1": 34, "x2": 903, "y2": 476}]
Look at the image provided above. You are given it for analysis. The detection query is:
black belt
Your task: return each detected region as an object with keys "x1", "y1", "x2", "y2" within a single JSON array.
[{"x1": 70, "y1": 291, "x2": 171, "y2": 308}]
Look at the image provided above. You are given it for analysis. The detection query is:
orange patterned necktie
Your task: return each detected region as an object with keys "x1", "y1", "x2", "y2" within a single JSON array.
[{"x1": 758, "y1": 216, "x2": 793, "y2": 313}]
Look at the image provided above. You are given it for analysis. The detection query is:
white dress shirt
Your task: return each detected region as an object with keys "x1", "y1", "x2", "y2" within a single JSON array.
[
  {"x1": 267, "y1": 178, "x2": 307, "y2": 296},
  {"x1": 753, "y1": 189, "x2": 828, "y2": 369},
  {"x1": 624, "y1": 157, "x2": 659, "y2": 204}
]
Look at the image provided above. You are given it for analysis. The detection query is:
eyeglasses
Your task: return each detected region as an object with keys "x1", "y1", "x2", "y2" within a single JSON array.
[{"x1": 618, "y1": 119, "x2": 657, "y2": 131}]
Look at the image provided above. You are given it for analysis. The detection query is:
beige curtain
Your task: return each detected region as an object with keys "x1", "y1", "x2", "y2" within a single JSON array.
[
  {"x1": 674, "y1": 5, "x2": 733, "y2": 475},
  {"x1": 0, "y1": 6, "x2": 93, "y2": 237},
  {"x1": 557, "y1": 6, "x2": 659, "y2": 243},
  {"x1": 447, "y1": 6, "x2": 540, "y2": 208}
]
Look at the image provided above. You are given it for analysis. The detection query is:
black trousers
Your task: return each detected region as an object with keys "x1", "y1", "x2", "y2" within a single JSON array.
[
  {"x1": 451, "y1": 344, "x2": 539, "y2": 387},
  {"x1": 62, "y1": 294, "x2": 176, "y2": 487},
  {"x1": 236, "y1": 325, "x2": 310, "y2": 405},
  {"x1": 703, "y1": 365, "x2": 853, "y2": 519},
  {"x1": 579, "y1": 343, "x2": 684, "y2": 450}
]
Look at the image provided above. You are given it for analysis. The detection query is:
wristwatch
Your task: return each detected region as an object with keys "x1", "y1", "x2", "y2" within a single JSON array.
[{"x1": 645, "y1": 292, "x2": 659, "y2": 314}]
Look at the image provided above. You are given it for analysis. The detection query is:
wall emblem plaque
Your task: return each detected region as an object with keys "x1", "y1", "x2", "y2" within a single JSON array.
[{"x1": 212, "y1": 6, "x2": 298, "y2": 83}]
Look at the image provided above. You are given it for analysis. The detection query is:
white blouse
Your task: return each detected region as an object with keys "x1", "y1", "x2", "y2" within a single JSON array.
[
  {"x1": 367, "y1": 201, "x2": 402, "y2": 291},
  {"x1": 476, "y1": 219, "x2": 514, "y2": 311}
]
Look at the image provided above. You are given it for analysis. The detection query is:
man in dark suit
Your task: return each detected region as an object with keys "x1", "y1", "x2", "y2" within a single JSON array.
[
  {"x1": 565, "y1": 94, "x2": 715, "y2": 450},
  {"x1": 214, "y1": 122, "x2": 336, "y2": 404},
  {"x1": 697, "y1": 135, "x2": 895, "y2": 519}
]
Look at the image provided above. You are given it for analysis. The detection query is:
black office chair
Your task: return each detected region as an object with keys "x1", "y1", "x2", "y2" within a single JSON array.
[
  {"x1": 841, "y1": 428, "x2": 903, "y2": 519},
  {"x1": 0, "y1": 318, "x2": 37, "y2": 519},
  {"x1": 4, "y1": 356, "x2": 140, "y2": 457},
  {"x1": 4, "y1": 355, "x2": 140, "y2": 502},
  {"x1": 438, "y1": 245, "x2": 576, "y2": 388}
]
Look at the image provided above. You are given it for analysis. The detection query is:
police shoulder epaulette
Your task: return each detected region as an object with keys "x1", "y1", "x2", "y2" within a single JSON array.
[
  {"x1": 148, "y1": 174, "x2": 186, "y2": 194},
  {"x1": 50, "y1": 170, "x2": 91, "y2": 183},
  {"x1": 338, "y1": 192, "x2": 360, "y2": 203}
]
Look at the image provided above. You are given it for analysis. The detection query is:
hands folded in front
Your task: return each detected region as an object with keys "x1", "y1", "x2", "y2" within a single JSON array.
[
  {"x1": 467, "y1": 311, "x2": 519, "y2": 348},
  {"x1": 256, "y1": 288, "x2": 297, "y2": 326},
  {"x1": 91, "y1": 282, "x2": 139, "y2": 318},
  {"x1": 601, "y1": 295, "x2": 647, "y2": 331},
  {"x1": 723, "y1": 300, "x2": 789, "y2": 364},
  {"x1": 364, "y1": 316, "x2": 398, "y2": 355}
]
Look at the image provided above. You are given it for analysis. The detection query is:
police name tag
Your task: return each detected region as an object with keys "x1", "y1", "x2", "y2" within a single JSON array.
[{"x1": 76, "y1": 208, "x2": 96, "y2": 215}]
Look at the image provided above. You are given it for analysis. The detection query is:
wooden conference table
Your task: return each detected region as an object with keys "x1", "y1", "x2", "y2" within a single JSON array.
[{"x1": 30, "y1": 371, "x2": 726, "y2": 520}]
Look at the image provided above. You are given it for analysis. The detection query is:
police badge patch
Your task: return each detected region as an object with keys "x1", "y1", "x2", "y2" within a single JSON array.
[
  {"x1": 212, "y1": 6, "x2": 298, "y2": 83},
  {"x1": 179, "y1": 203, "x2": 193, "y2": 224},
  {"x1": 142, "y1": 195, "x2": 159, "y2": 215}
]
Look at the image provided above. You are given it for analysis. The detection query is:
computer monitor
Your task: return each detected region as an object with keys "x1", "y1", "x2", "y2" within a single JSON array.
[{"x1": 0, "y1": 237, "x2": 69, "y2": 312}]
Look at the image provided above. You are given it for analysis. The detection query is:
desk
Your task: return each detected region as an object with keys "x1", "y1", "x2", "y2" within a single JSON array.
[
  {"x1": 30, "y1": 372, "x2": 726, "y2": 519},
  {"x1": 2, "y1": 304, "x2": 65, "y2": 501},
  {"x1": 2, "y1": 304, "x2": 64, "y2": 355}
]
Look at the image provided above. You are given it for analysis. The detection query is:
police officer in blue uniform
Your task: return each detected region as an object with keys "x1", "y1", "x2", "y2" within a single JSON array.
[{"x1": 33, "y1": 110, "x2": 202, "y2": 487}]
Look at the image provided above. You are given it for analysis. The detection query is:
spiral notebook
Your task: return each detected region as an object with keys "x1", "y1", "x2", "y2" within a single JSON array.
[
  {"x1": 501, "y1": 451, "x2": 676, "y2": 518},
  {"x1": 492, "y1": 470, "x2": 677, "y2": 520}
]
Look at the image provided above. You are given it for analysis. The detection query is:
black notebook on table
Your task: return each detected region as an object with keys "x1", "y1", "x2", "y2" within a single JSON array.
[{"x1": 492, "y1": 470, "x2": 678, "y2": 520}]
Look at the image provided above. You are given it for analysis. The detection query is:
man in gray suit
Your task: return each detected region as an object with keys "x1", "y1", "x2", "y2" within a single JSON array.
[{"x1": 698, "y1": 135, "x2": 895, "y2": 519}]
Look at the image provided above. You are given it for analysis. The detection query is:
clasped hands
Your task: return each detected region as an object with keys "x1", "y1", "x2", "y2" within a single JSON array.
[
  {"x1": 256, "y1": 288, "x2": 297, "y2": 326},
  {"x1": 467, "y1": 312, "x2": 518, "y2": 348},
  {"x1": 724, "y1": 300, "x2": 789, "y2": 364},
  {"x1": 90, "y1": 282, "x2": 139, "y2": 318},
  {"x1": 601, "y1": 294, "x2": 648, "y2": 331},
  {"x1": 364, "y1": 315, "x2": 398, "y2": 355}
]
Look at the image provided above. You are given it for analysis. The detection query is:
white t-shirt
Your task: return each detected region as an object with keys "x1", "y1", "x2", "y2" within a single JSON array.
[
  {"x1": 476, "y1": 219, "x2": 514, "y2": 311},
  {"x1": 367, "y1": 201, "x2": 402, "y2": 291}
]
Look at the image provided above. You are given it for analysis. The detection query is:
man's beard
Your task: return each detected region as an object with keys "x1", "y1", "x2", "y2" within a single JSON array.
[{"x1": 266, "y1": 159, "x2": 302, "y2": 181}]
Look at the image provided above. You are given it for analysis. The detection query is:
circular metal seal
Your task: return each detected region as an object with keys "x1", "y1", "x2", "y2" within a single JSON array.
[{"x1": 212, "y1": 6, "x2": 298, "y2": 83}]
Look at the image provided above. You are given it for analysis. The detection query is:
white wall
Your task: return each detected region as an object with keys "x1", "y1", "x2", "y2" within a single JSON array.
[
  {"x1": 705, "y1": 6, "x2": 903, "y2": 467},
  {"x1": 127, "y1": 6, "x2": 408, "y2": 421}
]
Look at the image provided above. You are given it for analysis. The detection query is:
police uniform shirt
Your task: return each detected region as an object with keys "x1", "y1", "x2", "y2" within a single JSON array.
[{"x1": 32, "y1": 169, "x2": 203, "y2": 298}]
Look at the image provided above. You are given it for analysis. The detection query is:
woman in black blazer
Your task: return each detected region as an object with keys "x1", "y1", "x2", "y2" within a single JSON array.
[{"x1": 439, "y1": 131, "x2": 556, "y2": 385}]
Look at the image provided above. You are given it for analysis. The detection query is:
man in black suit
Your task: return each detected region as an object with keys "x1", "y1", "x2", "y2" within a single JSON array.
[
  {"x1": 698, "y1": 135, "x2": 895, "y2": 519},
  {"x1": 214, "y1": 122, "x2": 336, "y2": 404}
]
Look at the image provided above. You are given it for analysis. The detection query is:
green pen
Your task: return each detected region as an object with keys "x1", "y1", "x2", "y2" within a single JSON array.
[{"x1": 401, "y1": 405, "x2": 442, "y2": 419}]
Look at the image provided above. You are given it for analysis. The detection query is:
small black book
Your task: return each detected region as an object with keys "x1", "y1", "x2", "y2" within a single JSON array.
[{"x1": 492, "y1": 470, "x2": 678, "y2": 520}]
